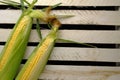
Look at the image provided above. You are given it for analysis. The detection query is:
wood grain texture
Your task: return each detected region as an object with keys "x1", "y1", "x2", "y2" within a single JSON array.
[
  {"x1": 0, "y1": 29, "x2": 120, "y2": 43},
  {"x1": 21, "y1": 47, "x2": 120, "y2": 62},
  {"x1": 0, "y1": 0, "x2": 120, "y2": 79},
  {"x1": 0, "y1": 0, "x2": 120, "y2": 6},
  {"x1": 0, "y1": 10, "x2": 120, "y2": 25},
  {"x1": 38, "y1": 65, "x2": 120, "y2": 80},
  {"x1": 18, "y1": 65, "x2": 120, "y2": 80},
  {"x1": 25, "y1": 47, "x2": 120, "y2": 62},
  {"x1": 0, "y1": 45, "x2": 120, "y2": 62}
]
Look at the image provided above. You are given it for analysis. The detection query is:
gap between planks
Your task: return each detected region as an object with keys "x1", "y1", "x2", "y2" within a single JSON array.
[
  {"x1": 0, "y1": 0, "x2": 120, "y2": 6},
  {"x1": 0, "y1": 10, "x2": 120, "y2": 25}
]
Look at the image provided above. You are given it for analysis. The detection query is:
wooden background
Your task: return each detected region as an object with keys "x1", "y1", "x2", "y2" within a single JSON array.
[{"x1": 0, "y1": 0, "x2": 120, "y2": 80}]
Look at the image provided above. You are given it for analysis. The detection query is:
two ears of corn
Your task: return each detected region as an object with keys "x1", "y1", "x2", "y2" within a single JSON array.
[{"x1": 0, "y1": 0, "x2": 97, "y2": 80}]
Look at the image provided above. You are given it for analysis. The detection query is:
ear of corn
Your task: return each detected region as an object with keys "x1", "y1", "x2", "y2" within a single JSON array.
[
  {"x1": 0, "y1": 15, "x2": 33, "y2": 80},
  {"x1": 16, "y1": 18, "x2": 61, "y2": 80},
  {"x1": 0, "y1": 0, "x2": 43, "y2": 79},
  {"x1": 0, "y1": 9, "x2": 43, "y2": 80}
]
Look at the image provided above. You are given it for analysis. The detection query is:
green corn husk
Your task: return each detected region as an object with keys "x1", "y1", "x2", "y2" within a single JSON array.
[
  {"x1": 0, "y1": 15, "x2": 33, "y2": 80},
  {"x1": 16, "y1": 18, "x2": 61, "y2": 80},
  {"x1": 0, "y1": 0, "x2": 45, "y2": 79}
]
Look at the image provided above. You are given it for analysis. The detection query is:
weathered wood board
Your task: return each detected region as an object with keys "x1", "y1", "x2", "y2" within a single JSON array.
[
  {"x1": 0, "y1": 0, "x2": 120, "y2": 80},
  {"x1": 0, "y1": 10, "x2": 120, "y2": 25}
]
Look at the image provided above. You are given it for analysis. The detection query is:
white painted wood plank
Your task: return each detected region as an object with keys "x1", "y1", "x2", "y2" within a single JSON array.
[
  {"x1": 22, "y1": 47, "x2": 120, "y2": 62},
  {"x1": 0, "y1": 29, "x2": 120, "y2": 43},
  {"x1": 18, "y1": 65, "x2": 120, "y2": 80},
  {"x1": 0, "y1": 45, "x2": 120, "y2": 62},
  {"x1": 0, "y1": 10, "x2": 120, "y2": 25},
  {"x1": 25, "y1": 47, "x2": 120, "y2": 62},
  {"x1": 0, "y1": 0, "x2": 120, "y2": 6},
  {"x1": 38, "y1": 65, "x2": 120, "y2": 80},
  {"x1": 58, "y1": 30, "x2": 120, "y2": 44}
]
